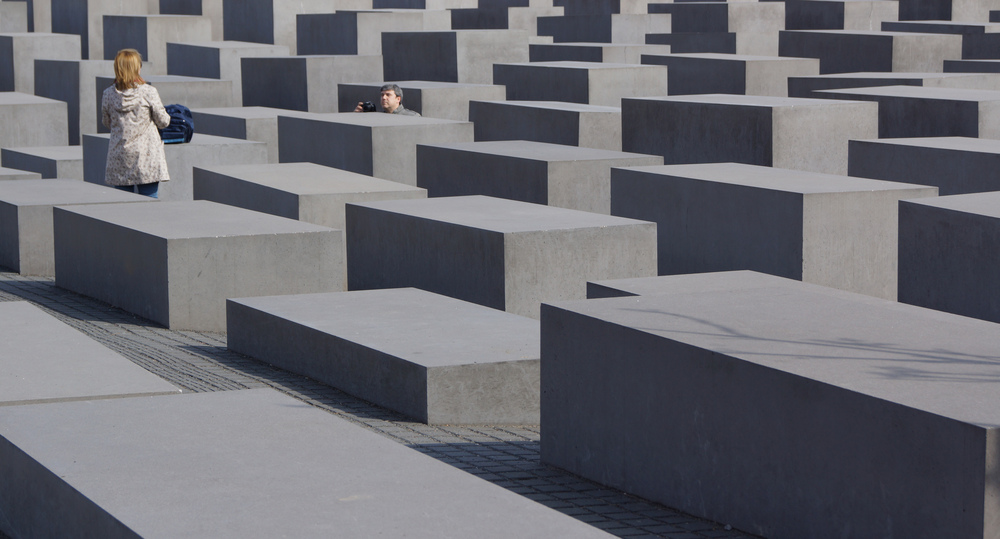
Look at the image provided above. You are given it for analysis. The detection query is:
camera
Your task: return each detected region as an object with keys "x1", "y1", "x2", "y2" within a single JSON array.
[{"x1": 361, "y1": 101, "x2": 376, "y2": 112}]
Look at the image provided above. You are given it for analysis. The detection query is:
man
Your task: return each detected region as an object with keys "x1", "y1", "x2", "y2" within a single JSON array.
[{"x1": 354, "y1": 84, "x2": 420, "y2": 116}]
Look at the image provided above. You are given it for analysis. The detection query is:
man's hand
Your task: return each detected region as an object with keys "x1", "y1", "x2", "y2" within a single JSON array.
[{"x1": 354, "y1": 102, "x2": 364, "y2": 112}]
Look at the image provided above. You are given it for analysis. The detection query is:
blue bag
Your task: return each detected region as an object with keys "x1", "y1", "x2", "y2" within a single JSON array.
[{"x1": 159, "y1": 104, "x2": 195, "y2": 144}]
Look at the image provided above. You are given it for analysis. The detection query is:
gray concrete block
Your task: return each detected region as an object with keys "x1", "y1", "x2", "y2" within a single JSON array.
[
  {"x1": 297, "y1": 9, "x2": 451, "y2": 56},
  {"x1": 34, "y1": 59, "x2": 113, "y2": 145},
  {"x1": 610, "y1": 162, "x2": 936, "y2": 299},
  {"x1": 646, "y1": 31, "x2": 739, "y2": 54},
  {"x1": 0, "y1": 32, "x2": 79, "y2": 93},
  {"x1": 166, "y1": 41, "x2": 289, "y2": 106},
  {"x1": 0, "y1": 388, "x2": 613, "y2": 537},
  {"x1": 541, "y1": 273, "x2": 1000, "y2": 539},
  {"x1": 347, "y1": 195, "x2": 657, "y2": 318},
  {"x1": 849, "y1": 136, "x2": 1000, "y2": 195},
  {"x1": 0, "y1": 166, "x2": 41, "y2": 180},
  {"x1": 586, "y1": 269, "x2": 803, "y2": 299},
  {"x1": 50, "y1": 0, "x2": 145, "y2": 60},
  {"x1": 0, "y1": 179, "x2": 154, "y2": 276},
  {"x1": 529, "y1": 42, "x2": 672, "y2": 63},
  {"x1": 222, "y1": 0, "x2": 341, "y2": 54},
  {"x1": 778, "y1": 30, "x2": 963, "y2": 74},
  {"x1": 641, "y1": 52, "x2": 819, "y2": 97},
  {"x1": 228, "y1": 288, "x2": 541, "y2": 424},
  {"x1": 0, "y1": 92, "x2": 67, "y2": 147},
  {"x1": 882, "y1": 20, "x2": 1000, "y2": 60},
  {"x1": 102, "y1": 14, "x2": 213, "y2": 75},
  {"x1": 451, "y1": 4, "x2": 562, "y2": 34},
  {"x1": 899, "y1": 192, "x2": 1000, "y2": 323},
  {"x1": 789, "y1": 71, "x2": 1000, "y2": 98},
  {"x1": 647, "y1": 1, "x2": 784, "y2": 55},
  {"x1": 816, "y1": 85, "x2": 1000, "y2": 139},
  {"x1": 240, "y1": 55, "x2": 382, "y2": 113},
  {"x1": 277, "y1": 112, "x2": 474, "y2": 186},
  {"x1": 190, "y1": 106, "x2": 315, "y2": 164},
  {"x1": 0, "y1": 300, "x2": 180, "y2": 406},
  {"x1": 0, "y1": 0, "x2": 28, "y2": 33},
  {"x1": 784, "y1": 0, "x2": 899, "y2": 31},
  {"x1": 621, "y1": 94, "x2": 878, "y2": 175},
  {"x1": 53, "y1": 200, "x2": 343, "y2": 331},
  {"x1": 1, "y1": 145, "x2": 81, "y2": 179},
  {"x1": 536, "y1": 13, "x2": 672, "y2": 43},
  {"x1": 417, "y1": 140, "x2": 661, "y2": 214},
  {"x1": 945, "y1": 58, "x2": 1000, "y2": 72},
  {"x1": 469, "y1": 100, "x2": 622, "y2": 151},
  {"x1": 493, "y1": 61, "x2": 668, "y2": 106},
  {"x1": 83, "y1": 132, "x2": 268, "y2": 201},
  {"x1": 337, "y1": 80, "x2": 506, "y2": 121},
  {"x1": 382, "y1": 29, "x2": 529, "y2": 84},
  {"x1": 897, "y1": 0, "x2": 999, "y2": 22}
]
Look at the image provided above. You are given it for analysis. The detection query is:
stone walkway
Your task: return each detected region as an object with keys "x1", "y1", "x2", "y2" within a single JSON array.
[{"x1": 0, "y1": 269, "x2": 760, "y2": 539}]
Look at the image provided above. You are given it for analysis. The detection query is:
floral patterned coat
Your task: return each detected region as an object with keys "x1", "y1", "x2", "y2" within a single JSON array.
[{"x1": 101, "y1": 84, "x2": 171, "y2": 186}]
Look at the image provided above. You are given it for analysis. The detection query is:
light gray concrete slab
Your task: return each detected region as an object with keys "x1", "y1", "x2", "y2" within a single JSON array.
[
  {"x1": 0, "y1": 166, "x2": 41, "y2": 180},
  {"x1": 53, "y1": 200, "x2": 343, "y2": 331},
  {"x1": 0, "y1": 388, "x2": 613, "y2": 537},
  {"x1": 0, "y1": 32, "x2": 80, "y2": 93},
  {"x1": 417, "y1": 140, "x2": 662, "y2": 214},
  {"x1": 541, "y1": 274, "x2": 1000, "y2": 539},
  {"x1": 470, "y1": 100, "x2": 622, "y2": 151},
  {"x1": 240, "y1": 55, "x2": 383, "y2": 113},
  {"x1": 83, "y1": 132, "x2": 268, "y2": 201},
  {"x1": 610, "y1": 162, "x2": 937, "y2": 299},
  {"x1": 0, "y1": 92, "x2": 68, "y2": 147},
  {"x1": 640, "y1": 52, "x2": 819, "y2": 97},
  {"x1": 493, "y1": 61, "x2": 668, "y2": 107},
  {"x1": 0, "y1": 1, "x2": 28, "y2": 33},
  {"x1": 621, "y1": 94, "x2": 877, "y2": 175},
  {"x1": 789, "y1": 71, "x2": 1000, "y2": 98},
  {"x1": 1, "y1": 145, "x2": 81, "y2": 179},
  {"x1": 189, "y1": 106, "x2": 314, "y2": 164},
  {"x1": 529, "y1": 42, "x2": 673, "y2": 63},
  {"x1": 102, "y1": 14, "x2": 213, "y2": 75},
  {"x1": 899, "y1": 191, "x2": 1000, "y2": 323},
  {"x1": 882, "y1": 20, "x2": 1000, "y2": 60},
  {"x1": 337, "y1": 80, "x2": 506, "y2": 121},
  {"x1": 849, "y1": 136, "x2": 1000, "y2": 195},
  {"x1": 277, "y1": 112, "x2": 473, "y2": 186},
  {"x1": 228, "y1": 287, "x2": 541, "y2": 424},
  {"x1": 586, "y1": 269, "x2": 817, "y2": 299},
  {"x1": 0, "y1": 179, "x2": 153, "y2": 275},
  {"x1": 382, "y1": 29, "x2": 529, "y2": 84},
  {"x1": 347, "y1": 195, "x2": 657, "y2": 318},
  {"x1": 778, "y1": 29, "x2": 963, "y2": 74},
  {"x1": 0, "y1": 300, "x2": 180, "y2": 406},
  {"x1": 165, "y1": 40, "x2": 289, "y2": 105}
]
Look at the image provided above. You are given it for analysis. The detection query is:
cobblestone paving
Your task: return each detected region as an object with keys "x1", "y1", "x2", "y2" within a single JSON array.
[{"x1": 0, "y1": 270, "x2": 761, "y2": 539}]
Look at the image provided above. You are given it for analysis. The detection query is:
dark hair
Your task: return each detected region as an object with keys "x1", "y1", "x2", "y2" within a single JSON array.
[{"x1": 380, "y1": 83, "x2": 403, "y2": 100}]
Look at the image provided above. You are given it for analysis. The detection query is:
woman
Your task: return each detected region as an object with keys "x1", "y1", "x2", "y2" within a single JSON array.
[{"x1": 101, "y1": 48, "x2": 170, "y2": 198}]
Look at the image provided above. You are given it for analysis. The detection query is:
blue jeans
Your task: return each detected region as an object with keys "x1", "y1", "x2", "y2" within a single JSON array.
[{"x1": 114, "y1": 182, "x2": 159, "y2": 199}]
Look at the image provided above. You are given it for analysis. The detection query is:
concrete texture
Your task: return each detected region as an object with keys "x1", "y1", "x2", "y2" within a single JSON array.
[
  {"x1": 469, "y1": 100, "x2": 622, "y2": 151},
  {"x1": 849, "y1": 136, "x2": 1000, "y2": 195},
  {"x1": 897, "y1": 0, "x2": 1000, "y2": 22},
  {"x1": 586, "y1": 269, "x2": 808, "y2": 299},
  {"x1": 296, "y1": 9, "x2": 451, "y2": 55},
  {"x1": 610, "y1": 162, "x2": 936, "y2": 299},
  {"x1": 277, "y1": 112, "x2": 474, "y2": 186},
  {"x1": 102, "y1": 14, "x2": 213, "y2": 75},
  {"x1": 227, "y1": 288, "x2": 541, "y2": 424},
  {"x1": 53, "y1": 200, "x2": 343, "y2": 332},
  {"x1": 0, "y1": 166, "x2": 41, "y2": 180},
  {"x1": 647, "y1": 2, "x2": 784, "y2": 55},
  {"x1": 493, "y1": 61, "x2": 668, "y2": 106},
  {"x1": 784, "y1": 0, "x2": 899, "y2": 31},
  {"x1": 621, "y1": 94, "x2": 878, "y2": 175},
  {"x1": 788, "y1": 71, "x2": 1000, "y2": 98},
  {"x1": 0, "y1": 31, "x2": 79, "y2": 93},
  {"x1": 898, "y1": 191, "x2": 1000, "y2": 323},
  {"x1": 416, "y1": 140, "x2": 662, "y2": 214},
  {"x1": 190, "y1": 106, "x2": 314, "y2": 164},
  {"x1": 33, "y1": 59, "x2": 113, "y2": 145},
  {"x1": 337, "y1": 80, "x2": 507, "y2": 121},
  {"x1": 535, "y1": 13, "x2": 673, "y2": 44},
  {"x1": 222, "y1": 0, "x2": 341, "y2": 54},
  {"x1": 83, "y1": 132, "x2": 268, "y2": 201},
  {"x1": 0, "y1": 92, "x2": 67, "y2": 147},
  {"x1": 541, "y1": 273, "x2": 1000, "y2": 539},
  {"x1": 0, "y1": 300, "x2": 180, "y2": 405},
  {"x1": 346, "y1": 195, "x2": 657, "y2": 318},
  {"x1": 529, "y1": 42, "x2": 673, "y2": 63},
  {"x1": 0, "y1": 145, "x2": 80, "y2": 179},
  {"x1": 778, "y1": 30, "x2": 963, "y2": 74},
  {"x1": 882, "y1": 20, "x2": 1000, "y2": 60},
  {"x1": 49, "y1": 0, "x2": 145, "y2": 60},
  {"x1": 640, "y1": 53, "x2": 819, "y2": 97},
  {"x1": 240, "y1": 55, "x2": 382, "y2": 113},
  {"x1": 165, "y1": 40, "x2": 289, "y2": 106},
  {"x1": 0, "y1": 1, "x2": 28, "y2": 33},
  {"x1": 382, "y1": 29, "x2": 530, "y2": 84},
  {"x1": 0, "y1": 388, "x2": 613, "y2": 537}
]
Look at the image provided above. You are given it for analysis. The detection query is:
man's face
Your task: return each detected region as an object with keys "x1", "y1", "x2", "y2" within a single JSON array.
[{"x1": 380, "y1": 89, "x2": 401, "y2": 113}]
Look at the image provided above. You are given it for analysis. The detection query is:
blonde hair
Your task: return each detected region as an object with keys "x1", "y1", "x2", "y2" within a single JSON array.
[{"x1": 113, "y1": 49, "x2": 145, "y2": 91}]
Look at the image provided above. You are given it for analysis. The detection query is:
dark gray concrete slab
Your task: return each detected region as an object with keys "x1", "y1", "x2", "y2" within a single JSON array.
[
  {"x1": 228, "y1": 288, "x2": 541, "y2": 424},
  {"x1": 535, "y1": 12, "x2": 673, "y2": 44},
  {"x1": 493, "y1": 61, "x2": 668, "y2": 106},
  {"x1": 0, "y1": 300, "x2": 180, "y2": 406},
  {"x1": 33, "y1": 59, "x2": 114, "y2": 145},
  {"x1": 640, "y1": 52, "x2": 819, "y2": 97},
  {"x1": 542, "y1": 273, "x2": 1000, "y2": 539},
  {"x1": 296, "y1": 9, "x2": 451, "y2": 56},
  {"x1": 189, "y1": 106, "x2": 314, "y2": 163},
  {"x1": 0, "y1": 31, "x2": 79, "y2": 93},
  {"x1": 102, "y1": 14, "x2": 213, "y2": 75},
  {"x1": 48, "y1": 0, "x2": 145, "y2": 60},
  {"x1": 239, "y1": 55, "x2": 383, "y2": 113},
  {"x1": 469, "y1": 100, "x2": 622, "y2": 151},
  {"x1": 165, "y1": 40, "x2": 289, "y2": 105},
  {"x1": 646, "y1": 2, "x2": 784, "y2": 55},
  {"x1": 529, "y1": 42, "x2": 672, "y2": 63},
  {"x1": 784, "y1": 0, "x2": 898, "y2": 31},
  {"x1": 849, "y1": 136, "x2": 1000, "y2": 195},
  {"x1": 0, "y1": 145, "x2": 81, "y2": 179},
  {"x1": 381, "y1": 29, "x2": 529, "y2": 84},
  {"x1": 789, "y1": 71, "x2": 1000, "y2": 98},
  {"x1": 778, "y1": 29, "x2": 962, "y2": 74},
  {"x1": 0, "y1": 388, "x2": 613, "y2": 537}
]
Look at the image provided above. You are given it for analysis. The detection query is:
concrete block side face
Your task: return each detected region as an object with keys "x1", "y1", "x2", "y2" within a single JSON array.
[
  {"x1": 51, "y1": 0, "x2": 88, "y2": 58},
  {"x1": 296, "y1": 13, "x2": 357, "y2": 55},
  {"x1": 33, "y1": 60, "x2": 80, "y2": 145},
  {"x1": 102, "y1": 17, "x2": 147, "y2": 61},
  {"x1": 371, "y1": 122, "x2": 474, "y2": 186},
  {"x1": 0, "y1": 99, "x2": 69, "y2": 148},
  {"x1": 849, "y1": 140, "x2": 1000, "y2": 196},
  {"x1": 192, "y1": 169, "x2": 300, "y2": 221},
  {"x1": 53, "y1": 208, "x2": 170, "y2": 327},
  {"x1": 579, "y1": 110, "x2": 622, "y2": 151},
  {"x1": 0, "y1": 36, "x2": 12, "y2": 92},
  {"x1": 891, "y1": 34, "x2": 962, "y2": 73},
  {"x1": 16, "y1": 205, "x2": 56, "y2": 276},
  {"x1": 0, "y1": 201, "x2": 19, "y2": 272},
  {"x1": 166, "y1": 44, "x2": 221, "y2": 78},
  {"x1": 548, "y1": 157, "x2": 662, "y2": 214},
  {"x1": 383, "y1": 32, "x2": 458, "y2": 83},
  {"x1": 416, "y1": 145, "x2": 549, "y2": 204},
  {"x1": 306, "y1": 56, "x2": 383, "y2": 113},
  {"x1": 346, "y1": 205, "x2": 506, "y2": 310},
  {"x1": 226, "y1": 301, "x2": 430, "y2": 422},
  {"x1": 744, "y1": 58, "x2": 820, "y2": 98},
  {"x1": 772, "y1": 101, "x2": 877, "y2": 175},
  {"x1": 646, "y1": 56, "x2": 746, "y2": 96},
  {"x1": 622, "y1": 99, "x2": 773, "y2": 167},
  {"x1": 426, "y1": 360, "x2": 539, "y2": 424},
  {"x1": 610, "y1": 169, "x2": 804, "y2": 279},
  {"x1": 779, "y1": 31, "x2": 894, "y2": 74},
  {"x1": 241, "y1": 57, "x2": 308, "y2": 111},
  {"x1": 277, "y1": 117, "x2": 372, "y2": 175},
  {"x1": 876, "y1": 96, "x2": 981, "y2": 139},
  {"x1": 457, "y1": 31, "x2": 529, "y2": 84},
  {"x1": 979, "y1": 100, "x2": 1000, "y2": 139},
  {"x1": 898, "y1": 202, "x2": 1000, "y2": 323},
  {"x1": 495, "y1": 64, "x2": 590, "y2": 104},
  {"x1": 471, "y1": 102, "x2": 582, "y2": 148},
  {"x1": 505, "y1": 223, "x2": 657, "y2": 318},
  {"x1": 589, "y1": 66, "x2": 669, "y2": 107},
  {"x1": 540, "y1": 303, "x2": 991, "y2": 538},
  {"x1": 785, "y1": 0, "x2": 847, "y2": 30},
  {"x1": 223, "y1": 0, "x2": 274, "y2": 44}
]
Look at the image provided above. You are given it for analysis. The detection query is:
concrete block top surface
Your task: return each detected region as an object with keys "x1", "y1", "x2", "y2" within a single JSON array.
[
  {"x1": 0, "y1": 301, "x2": 180, "y2": 406},
  {"x1": 0, "y1": 92, "x2": 63, "y2": 106},
  {"x1": 627, "y1": 93, "x2": 859, "y2": 108},
  {"x1": 169, "y1": 40, "x2": 291, "y2": 51},
  {"x1": 883, "y1": 20, "x2": 1000, "y2": 33},
  {"x1": 901, "y1": 190, "x2": 1000, "y2": 217},
  {"x1": 624, "y1": 163, "x2": 933, "y2": 194},
  {"x1": 646, "y1": 52, "x2": 812, "y2": 63},
  {"x1": 57, "y1": 200, "x2": 334, "y2": 239},
  {"x1": 551, "y1": 278, "x2": 1000, "y2": 427},
  {"x1": 502, "y1": 60, "x2": 664, "y2": 70},
  {"x1": 353, "y1": 195, "x2": 653, "y2": 232},
  {"x1": 304, "y1": 111, "x2": 469, "y2": 127},
  {"x1": 230, "y1": 288, "x2": 539, "y2": 367},
  {"x1": 589, "y1": 270, "x2": 830, "y2": 298},
  {"x1": 426, "y1": 140, "x2": 657, "y2": 161},
  {"x1": 0, "y1": 179, "x2": 152, "y2": 206},
  {"x1": 195, "y1": 106, "x2": 316, "y2": 120},
  {"x1": 0, "y1": 388, "x2": 612, "y2": 537},
  {"x1": 1, "y1": 146, "x2": 82, "y2": 161},
  {"x1": 819, "y1": 84, "x2": 1000, "y2": 101},
  {"x1": 197, "y1": 162, "x2": 425, "y2": 195},
  {"x1": 476, "y1": 100, "x2": 621, "y2": 113},
  {"x1": 0, "y1": 167, "x2": 41, "y2": 180},
  {"x1": 855, "y1": 135, "x2": 1000, "y2": 153},
  {"x1": 381, "y1": 80, "x2": 503, "y2": 90}
]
